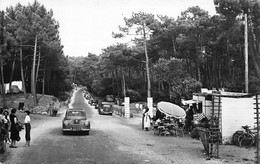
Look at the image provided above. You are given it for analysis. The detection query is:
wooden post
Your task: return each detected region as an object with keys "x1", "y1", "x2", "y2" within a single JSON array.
[{"x1": 255, "y1": 95, "x2": 260, "y2": 163}]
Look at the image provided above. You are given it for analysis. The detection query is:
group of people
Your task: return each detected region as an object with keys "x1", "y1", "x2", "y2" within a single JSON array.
[
  {"x1": 141, "y1": 103, "x2": 207, "y2": 134},
  {"x1": 0, "y1": 107, "x2": 31, "y2": 148},
  {"x1": 142, "y1": 106, "x2": 184, "y2": 131}
]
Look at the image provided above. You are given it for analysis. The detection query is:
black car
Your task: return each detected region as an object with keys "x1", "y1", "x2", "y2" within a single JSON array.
[
  {"x1": 91, "y1": 99, "x2": 99, "y2": 109},
  {"x1": 98, "y1": 102, "x2": 114, "y2": 115}
]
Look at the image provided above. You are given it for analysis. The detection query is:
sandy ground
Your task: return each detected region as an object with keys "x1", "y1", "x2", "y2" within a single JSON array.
[
  {"x1": 85, "y1": 90, "x2": 256, "y2": 164},
  {"x1": 108, "y1": 113, "x2": 256, "y2": 164},
  {"x1": 1, "y1": 90, "x2": 256, "y2": 164}
]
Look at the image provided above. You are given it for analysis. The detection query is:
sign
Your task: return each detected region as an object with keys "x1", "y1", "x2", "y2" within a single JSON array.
[
  {"x1": 124, "y1": 97, "x2": 130, "y2": 118},
  {"x1": 147, "y1": 97, "x2": 153, "y2": 117}
]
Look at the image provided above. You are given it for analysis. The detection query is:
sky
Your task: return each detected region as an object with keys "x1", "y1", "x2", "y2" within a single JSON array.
[{"x1": 0, "y1": 0, "x2": 217, "y2": 57}]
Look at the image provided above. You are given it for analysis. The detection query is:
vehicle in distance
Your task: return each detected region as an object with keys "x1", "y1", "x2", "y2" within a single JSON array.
[
  {"x1": 98, "y1": 102, "x2": 114, "y2": 115},
  {"x1": 91, "y1": 99, "x2": 99, "y2": 109},
  {"x1": 62, "y1": 108, "x2": 90, "y2": 135}
]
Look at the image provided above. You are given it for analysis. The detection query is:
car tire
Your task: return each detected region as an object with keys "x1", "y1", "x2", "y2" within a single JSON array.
[
  {"x1": 63, "y1": 131, "x2": 67, "y2": 135},
  {"x1": 85, "y1": 131, "x2": 89, "y2": 135}
]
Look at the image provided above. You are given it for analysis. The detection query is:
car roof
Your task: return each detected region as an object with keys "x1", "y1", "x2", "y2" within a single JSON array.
[{"x1": 67, "y1": 108, "x2": 85, "y2": 112}]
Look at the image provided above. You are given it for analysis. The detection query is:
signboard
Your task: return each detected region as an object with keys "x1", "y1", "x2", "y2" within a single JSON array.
[
  {"x1": 124, "y1": 97, "x2": 130, "y2": 118},
  {"x1": 147, "y1": 97, "x2": 153, "y2": 117}
]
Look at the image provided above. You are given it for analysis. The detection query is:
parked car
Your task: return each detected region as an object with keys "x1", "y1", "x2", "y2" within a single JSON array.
[
  {"x1": 91, "y1": 99, "x2": 99, "y2": 109},
  {"x1": 106, "y1": 95, "x2": 114, "y2": 102},
  {"x1": 98, "y1": 102, "x2": 114, "y2": 115},
  {"x1": 62, "y1": 108, "x2": 90, "y2": 135}
]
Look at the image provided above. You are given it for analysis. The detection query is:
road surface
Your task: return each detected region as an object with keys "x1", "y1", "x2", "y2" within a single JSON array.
[{"x1": 0, "y1": 89, "x2": 256, "y2": 164}]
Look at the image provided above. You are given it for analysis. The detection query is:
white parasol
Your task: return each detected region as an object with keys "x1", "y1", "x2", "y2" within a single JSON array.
[{"x1": 157, "y1": 101, "x2": 186, "y2": 119}]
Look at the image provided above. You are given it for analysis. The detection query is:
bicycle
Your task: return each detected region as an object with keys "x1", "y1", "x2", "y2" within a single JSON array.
[
  {"x1": 232, "y1": 125, "x2": 256, "y2": 148},
  {"x1": 238, "y1": 125, "x2": 255, "y2": 147}
]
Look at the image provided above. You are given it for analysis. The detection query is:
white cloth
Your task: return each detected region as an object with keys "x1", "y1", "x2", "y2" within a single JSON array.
[
  {"x1": 144, "y1": 113, "x2": 151, "y2": 129},
  {"x1": 24, "y1": 115, "x2": 31, "y2": 124}
]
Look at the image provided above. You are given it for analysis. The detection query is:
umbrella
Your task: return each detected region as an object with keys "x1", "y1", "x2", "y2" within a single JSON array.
[{"x1": 157, "y1": 101, "x2": 186, "y2": 119}]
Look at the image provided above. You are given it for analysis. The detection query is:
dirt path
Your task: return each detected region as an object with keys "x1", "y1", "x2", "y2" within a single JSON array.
[
  {"x1": 1, "y1": 90, "x2": 256, "y2": 164},
  {"x1": 89, "y1": 97, "x2": 255, "y2": 164}
]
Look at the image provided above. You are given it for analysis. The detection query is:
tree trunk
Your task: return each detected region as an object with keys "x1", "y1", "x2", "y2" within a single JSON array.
[
  {"x1": 122, "y1": 68, "x2": 126, "y2": 97},
  {"x1": 112, "y1": 70, "x2": 115, "y2": 96},
  {"x1": 0, "y1": 11, "x2": 6, "y2": 107},
  {"x1": 20, "y1": 47, "x2": 27, "y2": 97},
  {"x1": 143, "y1": 27, "x2": 151, "y2": 97},
  {"x1": 42, "y1": 59, "x2": 46, "y2": 94},
  {"x1": 35, "y1": 49, "x2": 41, "y2": 89},
  {"x1": 31, "y1": 35, "x2": 38, "y2": 106},
  {"x1": 0, "y1": 57, "x2": 6, "y2": 107},
  {"x1": 9, "y1": 55, "x2": 16, "y2": 94}
]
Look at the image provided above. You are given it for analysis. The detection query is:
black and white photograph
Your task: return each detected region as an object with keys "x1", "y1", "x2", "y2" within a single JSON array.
[{"x1": 0, "y1": 0, "x2": 260, "y2": 163}]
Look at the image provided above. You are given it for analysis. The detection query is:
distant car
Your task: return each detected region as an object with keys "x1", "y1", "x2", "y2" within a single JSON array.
[
  {"x1": 91, "y1": 99, "x2": 99, "y2": 109},
  {"x1": 62, "y1": 108, "x2": 90, "y2": 135},
  {"x1": 106, "y1": 95, "x2": 114, "y2": 102},
  {"x1": 98, "y1": 102, "x2": 114, "y2": 115}
]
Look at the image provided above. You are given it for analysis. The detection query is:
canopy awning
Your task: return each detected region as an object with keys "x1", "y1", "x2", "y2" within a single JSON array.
[
  {"x1": 181, "y1": 99, "x2": 202, "y2": 106},
  {"x1": 157, "y1": 101, "x2": 186, "y2": 119}
]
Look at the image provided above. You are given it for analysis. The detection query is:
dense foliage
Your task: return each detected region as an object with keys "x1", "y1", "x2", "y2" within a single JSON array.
[
  {"x1": 69, "y1": 1, "x2": 260, "y2": 104},
  {"x1": 2, "y1": 1, "x2": 260, "y2": 105},
  {"x1": 0, "y1": 1, "x2": 70, "y2": 102}
]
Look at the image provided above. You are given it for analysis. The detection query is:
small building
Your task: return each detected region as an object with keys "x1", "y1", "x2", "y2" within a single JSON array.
[{"x1": 191, "y1": 90, "x2": 255, "y2": 144}]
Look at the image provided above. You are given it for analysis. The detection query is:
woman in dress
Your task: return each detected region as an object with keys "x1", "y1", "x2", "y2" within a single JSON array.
[
  {"x1": 24, "y1": 110, "x2": 31, "y2": 147},
  {"x1": 9, "y1": 108, "x2": 19, "y2": 148},
  {"x1": 143, "y1": 107, "x2": 151, "y2": 131}
]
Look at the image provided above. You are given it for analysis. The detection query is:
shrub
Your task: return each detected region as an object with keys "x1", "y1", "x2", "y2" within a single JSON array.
[{"x1": 126, "y1": 89, "x2": 142, "y2": 102}]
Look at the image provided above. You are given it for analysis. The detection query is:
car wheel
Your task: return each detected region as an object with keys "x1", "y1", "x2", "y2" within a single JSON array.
[
  {"x1": 85, "y1": 131, "x2": 89, "y2": 135},
  {"x1": 63, "y1": 131, "x2": 67, "y2": 135}
]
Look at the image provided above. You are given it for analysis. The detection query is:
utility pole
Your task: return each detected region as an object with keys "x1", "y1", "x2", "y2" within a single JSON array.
[
  {"x1": 244, "y1": 13, "x2": 249, "y2": 93},
  {"x1": 0, "y1": 10, "x2": 6, "y2": 108}
]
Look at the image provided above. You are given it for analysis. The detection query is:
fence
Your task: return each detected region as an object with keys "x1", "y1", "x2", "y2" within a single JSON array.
[{"x1": 254, "y1": 94, "x2": 260, "y2": 164}]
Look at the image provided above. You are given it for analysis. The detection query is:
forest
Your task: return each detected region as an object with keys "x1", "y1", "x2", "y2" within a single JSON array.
[{"x1": 1, "y1": 0, "x2": 260, "y2": 105}]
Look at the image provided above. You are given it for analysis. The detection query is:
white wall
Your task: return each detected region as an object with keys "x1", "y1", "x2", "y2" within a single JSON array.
[
  {"x1": 5, "y1": 81, "x2": 23, "y2": 93},
  {"x1": 221, "y1": 97, "x2": 255, "y2": 144}
]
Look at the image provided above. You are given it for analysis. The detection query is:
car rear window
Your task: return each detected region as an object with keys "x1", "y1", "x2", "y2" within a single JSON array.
[{"x1": 67, "y1": 111, "x2": 85, "y2": 118}]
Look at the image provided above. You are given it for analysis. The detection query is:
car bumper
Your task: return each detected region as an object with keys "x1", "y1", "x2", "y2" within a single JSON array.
[
  {"x1": 63, "y1": 128, "x2": 90, "y2": 131},
  {"x1": 63, "y1": 125, "x2": 90, "y2": 131},
  {"x1": 101, "y1": 110, "x2": 113, "y2": 114}
]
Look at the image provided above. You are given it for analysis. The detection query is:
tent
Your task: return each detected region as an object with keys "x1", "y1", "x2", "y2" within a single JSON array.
[{"x1": 157, "y1": 101, "x2": 186, "y2": 119}]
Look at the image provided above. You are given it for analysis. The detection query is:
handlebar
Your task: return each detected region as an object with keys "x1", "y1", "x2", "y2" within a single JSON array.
[{"x1": 242, "y1": 125, "x2": 250, "y2": 129}]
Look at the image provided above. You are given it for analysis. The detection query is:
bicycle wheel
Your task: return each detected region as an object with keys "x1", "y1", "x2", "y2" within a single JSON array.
[
  {"x1": 232, "y1": 131, "x2": 242, "y2": 146},
  {"x1": 239, "y1": 133, "x2": 254, "y2": 147}
]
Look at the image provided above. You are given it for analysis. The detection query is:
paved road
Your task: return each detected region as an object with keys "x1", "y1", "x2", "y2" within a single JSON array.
[{"x1": 2, "y1": 89, "x2": 144, "y2": 164}]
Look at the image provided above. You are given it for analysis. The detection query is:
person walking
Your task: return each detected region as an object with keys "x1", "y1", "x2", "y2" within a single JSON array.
[
  {"x1": 9, "y1": 108, "x2": 19, "y2": 148},
  {"x1": 24, "y1": 110, "x2": 31, "y2": 147}
]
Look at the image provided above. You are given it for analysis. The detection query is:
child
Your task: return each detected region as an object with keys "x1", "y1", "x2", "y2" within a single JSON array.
[{"x1": 24, "y1": 110, "x2": 31, "y2": 147}]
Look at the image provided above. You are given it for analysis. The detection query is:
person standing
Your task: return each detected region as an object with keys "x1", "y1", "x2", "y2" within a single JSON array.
[
  {"x1": 9, "y1": 108, "x2": 19, "y2": 148},
  {"x1": 3, "y1": 109, "x2": 11, "y2": 144},
  {"x1": 24, "y1": 110, "x2": 31, "y2": 147},
  {"x1": 143, "y1": 107, "x2": 151, "y2": 131}
]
